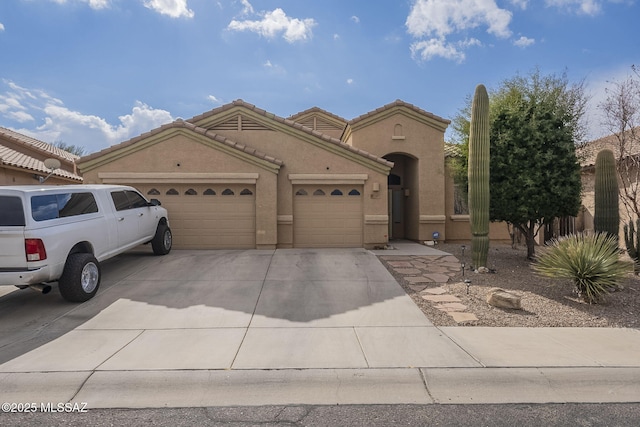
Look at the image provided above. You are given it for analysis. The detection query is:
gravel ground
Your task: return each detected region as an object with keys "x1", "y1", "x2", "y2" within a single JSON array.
[{"x1": 381, "y1": 242, "x2": 640, "y2": 328}]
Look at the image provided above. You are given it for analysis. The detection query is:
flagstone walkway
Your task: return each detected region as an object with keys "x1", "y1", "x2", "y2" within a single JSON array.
[{"x1": 379, "y1": 254, "x2": 480, "y2": 324}]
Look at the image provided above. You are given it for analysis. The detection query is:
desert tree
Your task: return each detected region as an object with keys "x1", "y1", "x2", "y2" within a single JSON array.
[{"x1": 451, "y1": 69, "x2": 586, "y2": 259}]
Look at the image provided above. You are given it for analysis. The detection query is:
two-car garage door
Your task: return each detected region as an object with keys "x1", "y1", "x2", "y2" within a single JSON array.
[
  {"x1": 135, "y1": 183, "x2": 363, "y2": 249},
  {"x1": 137, "y1": 184, "x2": 256, "y2": 249}
]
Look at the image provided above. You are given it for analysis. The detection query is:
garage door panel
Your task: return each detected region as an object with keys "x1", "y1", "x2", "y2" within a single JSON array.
[
  {"x1": 136, "y1": 184, "x2": 256, "y2": 249},
  {"x1": 293, "y1": 185, "x2": 363, "y2": 248}
]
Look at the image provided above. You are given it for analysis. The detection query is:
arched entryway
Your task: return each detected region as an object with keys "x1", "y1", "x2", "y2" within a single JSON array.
[{"x1": 383, "y1": 153, "x2": 419, "y2": 240}]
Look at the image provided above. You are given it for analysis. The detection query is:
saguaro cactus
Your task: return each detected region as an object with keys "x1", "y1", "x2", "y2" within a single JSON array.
[
  {"x1": 594, "y1": 149, "x2": 619, "y2": 241},
  {"x1": 468, "y1": 84, "x2": 490, "y2": 268}
]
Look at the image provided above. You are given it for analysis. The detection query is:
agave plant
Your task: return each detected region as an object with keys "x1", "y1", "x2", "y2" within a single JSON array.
[{"x1": 533, "y1": 232, "x2": 632, "y2": 304}]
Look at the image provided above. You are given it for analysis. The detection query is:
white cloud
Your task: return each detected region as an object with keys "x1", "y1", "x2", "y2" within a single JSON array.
[
  {"x1": 207, "y1": 95, "x2": 221, "y2": 104},
  {"x1": 410, "y1": 37, "x2": 466, "y2": 63},
  {"x1": 239, "y1": 0, "x2": 254, "y2": 16},
  {"x1": 142, "y1": 0, "x2": 194, "y2": 18},
  {"x1": 406, "y1": 0, "x2": 513, "y2": 39},
  {"x1": 49, "y1": 0, "x2": 111, "y2": 9},
  {"x1": 346, "y1": 78, "x2": 354, "y2": 85},
  {"x1": 545, "y1": 0, "x2": 597, "y2": 15},
  {"x1": 406, "y1": 0, "x2": 512, "y2": 62},
  {"x1": 510, "y1": 0, "x2": 528, "y2": 8},
  {"x1": 0, "y1": 23, "x2": 5, "y2": 32},
  {"x1": 333, "y1": 33, "x2": 340, "y2": 40},
  {"x1": 1, "y1": 80, "x2": 173, "y2": 153},
  {"x1": 513, "y1": 35, "x2": 535, "y2": 47},
  {"x1": 351, "y1": 16, "x2": 360, "y2": 24},
  {"x1": 228, "y1": 8, "x2": 316, "y2": 43}
]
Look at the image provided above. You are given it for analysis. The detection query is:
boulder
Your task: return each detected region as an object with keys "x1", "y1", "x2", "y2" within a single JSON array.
[{"x1": 486, "y1": 287, "x2": 522, "y2": 310}]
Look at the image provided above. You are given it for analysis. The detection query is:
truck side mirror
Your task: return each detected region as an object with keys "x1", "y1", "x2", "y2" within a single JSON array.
[{"x1": 149, "y1": 199, "x2": 162, "y2": 206}]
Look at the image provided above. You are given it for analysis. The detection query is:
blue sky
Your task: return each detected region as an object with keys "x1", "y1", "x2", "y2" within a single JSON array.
[{"x1": 0, "y1": 0, "x2": 638, "y2": 155}]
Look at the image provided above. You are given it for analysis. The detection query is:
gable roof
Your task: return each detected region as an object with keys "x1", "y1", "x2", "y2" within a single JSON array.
[
  {"x1": 0, "y1": 127, "x2": 82, "y2": 182},
  {"x1": 288, "y1": 106, "x2": 347, "y2": 126},
  {"x1": 347, "y1": 99, "x2": 450, "y2": 133},
  {"x1": 77, "y1": 119, "x2": 285, "y2": 173},
  {"x1": 186, "y1": 100, "x2": 393, "y2": 170}
]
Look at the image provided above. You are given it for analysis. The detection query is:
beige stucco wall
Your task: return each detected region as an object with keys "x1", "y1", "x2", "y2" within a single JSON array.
[
  {"x1": 1, "y1": 167, "x2": 75, "y2": 186},
  {"x1": 347, "y1": 111, "x2": 447, "y2": 241},
  {"x1": 80, "y1": 132, "x2": 280, "y2": 248},
  {"x1": 194, "y1": 127, "x2": 390, "y2": 248}
]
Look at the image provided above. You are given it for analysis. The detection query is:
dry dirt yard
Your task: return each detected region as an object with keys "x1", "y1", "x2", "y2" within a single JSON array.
[{"x1": 381, "y1": 242, "x2": 640, "y2": 328}]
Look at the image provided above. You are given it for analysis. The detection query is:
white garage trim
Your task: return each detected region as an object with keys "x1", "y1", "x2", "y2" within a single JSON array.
[
  {"x1": 98, "y1": 172, "x2": 259, "y2": 184},
  {"x1": 288, "y1": 173, "x2": 368, "y2": 185}
]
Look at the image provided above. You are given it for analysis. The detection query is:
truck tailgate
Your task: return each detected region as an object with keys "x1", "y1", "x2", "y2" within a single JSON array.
[{"x1": 0, "y1": 228, "x2": 27, "y2": 269}]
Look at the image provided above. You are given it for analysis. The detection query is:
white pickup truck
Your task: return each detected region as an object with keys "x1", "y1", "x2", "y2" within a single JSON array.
[{"x1": 0, "y1": 185, "x2": 172, "y2": 302}]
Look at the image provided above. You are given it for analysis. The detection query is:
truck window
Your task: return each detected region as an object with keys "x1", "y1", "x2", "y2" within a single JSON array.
[
  {"x1": 111, "y1": 191, "x2": 130, "y2": 211},
  {"x1": 126, "y1": 191, "x2": 149, "y2": 209},
  {"x1": 0, "y1": 196, "x2": 26, "y2": 226},
  {"x1": 31, "y1": 193, "x2": 98, "y2": 221}
]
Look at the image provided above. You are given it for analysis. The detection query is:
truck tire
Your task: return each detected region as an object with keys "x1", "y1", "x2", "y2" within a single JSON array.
[
  {"x1": 58, "y1": 253, "x2": 101, "y2": 302},
  {"x1": 152, "y1": 223, "x2": 172, "y2": 255}
]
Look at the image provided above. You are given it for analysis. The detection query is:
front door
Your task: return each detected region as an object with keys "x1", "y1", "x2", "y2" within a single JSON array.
[{"x1": 388, "y1": 189, "x2": 404, "y2": 239}]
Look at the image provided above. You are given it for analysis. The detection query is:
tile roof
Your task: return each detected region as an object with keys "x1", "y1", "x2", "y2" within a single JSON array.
[
  {"x1": 186, "y1": 100, "x2": 393, "y2": 168},
  {"x1": 0, "y1": 144, "x2": 82, "y2": 181},
  {"x1": 0, "y1": 126, "x2": 79, "y2": 163},
  {"x1": 287, "y1": 106, "x2": 347, "y2": 124},
  {"x1": 78, "y1": 119, "x2": 285, "y2": 167},
  {"x1": 577, "y1": 127, "x2": 640, "y2": 168},
  {"x1": 348, "y1": 99, "x2": 450, "y2": 126}
]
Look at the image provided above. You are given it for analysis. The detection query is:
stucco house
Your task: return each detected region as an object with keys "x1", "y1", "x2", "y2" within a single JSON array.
[
  {"x1": 578, "y1": 127, "x2": 640, "y2": 238},
  {"x1": 77, "y1": 99, "x2": 510, "y2": 250},
  {"x1": 0, "y1": 126, "x2": 82, "y2": 185}
]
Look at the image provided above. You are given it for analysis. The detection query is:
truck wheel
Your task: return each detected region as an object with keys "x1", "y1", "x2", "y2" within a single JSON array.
[
  {"x1": 152, "y1": 223, "x2": 172, "y2": 255},
  {"x1": 58, "y1": 253, "x2": 101, "y2": 302}
]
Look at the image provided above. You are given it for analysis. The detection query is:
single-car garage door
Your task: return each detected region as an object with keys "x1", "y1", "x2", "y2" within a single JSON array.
[
  {"x1": 293, "y1": 185, "x2": 363, "y2": 248},
  {"x1": 138, "y1": 184, "x2": 256, "y2": 249}
]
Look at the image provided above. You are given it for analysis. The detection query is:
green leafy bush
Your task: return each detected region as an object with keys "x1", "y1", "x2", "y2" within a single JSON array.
[{"x1": 534, "y1": 233, "x2": 632, "y2": 304}]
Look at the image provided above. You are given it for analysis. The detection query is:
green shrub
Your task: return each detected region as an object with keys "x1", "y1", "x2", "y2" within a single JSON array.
[{"x1": 533, "y1": 233, "x2": 632, "y2": 304}]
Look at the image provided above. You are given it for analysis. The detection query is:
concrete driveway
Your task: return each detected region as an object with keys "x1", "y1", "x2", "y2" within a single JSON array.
[
  {"x1": 2, "y1": 246, "x2": 640, "y2": 407},
  {"x1": 0, "y1": 247, "x2": 475, "y2": 371}
]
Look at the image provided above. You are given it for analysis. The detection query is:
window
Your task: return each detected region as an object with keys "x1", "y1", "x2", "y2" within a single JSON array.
[
  {"x1": 147, "y1": 188, "x2": 160, "y2": 195},
  {"x1": 126, "y1": 191, "x2": 149, "y2": 209},
  {"x1": 111, "y1": 191, "x2": 148, "y2": 211},
  {"x1": 166, "y1": 188, "x2": 179, "y2": 195},
  {"x1": 330, "y1": 189, "x2": 343, "y2": 196},
  {"x1": 313, "y1": 189, "x2": 325, "y2": 196},
  {"x1": 240, "y1": 188, "x2": 253, "y2": 195},
  {"x1": 348, "y1": 189, "x2": 361, "y2": 196},
  {"x1": 32, "y1": 193, "x2": 98, "y2": 221},
  {"x1": 295, "y1": 189, "x2": 308, "y2": 196},
  {"x1": 0, "y1": 196, "x2": 25, "y2": 226},
  {"x1": 204, "y1": 189, "x2": 216, "y2": 195},
  {"x1": 454, "y1": 184, "x2": 469, "y2": 215},
  {"x1": 185, "y1": 188, "x2": 197, "y2": 195},
  {"x1": 222, "y1": 189, "x2": 234, "y2": 195},
  {"x1": 388, "y1": 174, "x2": 401, "y2": 186}
]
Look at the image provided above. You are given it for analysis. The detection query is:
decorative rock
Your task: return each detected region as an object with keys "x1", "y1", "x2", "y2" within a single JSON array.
[
  {"x1": 448, "y1": 312, "x2": 478, "y2": 323},
  {"x1": 476, "y1": 266, "x2": 490, "y2": 273},
  {"x1": 486, "y1": 287, "x2": 522, "y2": 310}
]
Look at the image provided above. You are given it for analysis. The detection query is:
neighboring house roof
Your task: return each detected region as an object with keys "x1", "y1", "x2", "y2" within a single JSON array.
[
  {"x1": 78, "y1": 119, "x2": 285, "y2": 169},
  {"x1": 0, "y1": 127, "x2": 82, "y2": 182},
  {"x1": 444, "y1": 143, "x2": 463, "y2": 158},
  {"x1": 186, "y1": 99, "x2": 393, "y2": 168},
  {"x1": 348, "y1": 99, "x2": 450, "y2": 130},
  {"x1": 577, "y1": 127, "x2": 640, "y2": 168},
  {"x1": 0, "y1": 126, "x2": 79, "y2": 163}
]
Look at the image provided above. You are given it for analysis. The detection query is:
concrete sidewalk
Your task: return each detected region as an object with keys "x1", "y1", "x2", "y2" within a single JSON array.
[{"x1": 1, "y1": 245, "x2": 639, "y2": 408}]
